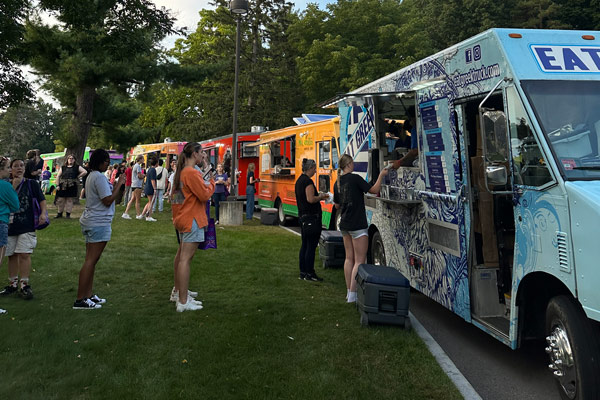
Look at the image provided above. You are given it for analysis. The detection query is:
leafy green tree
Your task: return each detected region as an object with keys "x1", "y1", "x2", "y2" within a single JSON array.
[
  {"x1": 0, "y1": 0, "x2": 33, "y2": 108},
  {"x1": 23, "y1": 0, "x2": 178, "y2": 163},
  {"x1": 0, "y1": 101, "x2": 60, "y2": 158},
  {"x1": 291, "y1": 0, "x2": 412, "y2": 107},
  {"x1": 141, "y1": 0, "x2": 303, "y2": 140}
]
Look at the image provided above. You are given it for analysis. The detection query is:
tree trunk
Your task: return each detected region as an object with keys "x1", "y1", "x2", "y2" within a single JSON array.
[{"x1": 67, "y1": 85, "x2": 96, "y2": 164}]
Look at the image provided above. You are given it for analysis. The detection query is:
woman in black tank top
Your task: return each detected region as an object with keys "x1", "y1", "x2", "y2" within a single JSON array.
[{"x1": 295, "y1": 158, "x2": 328, "y2": 281}]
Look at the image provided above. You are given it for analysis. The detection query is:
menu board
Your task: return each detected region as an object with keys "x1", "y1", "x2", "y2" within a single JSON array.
[{"x1": 420, "y1": 99, "x2": 455, "y2": 194}]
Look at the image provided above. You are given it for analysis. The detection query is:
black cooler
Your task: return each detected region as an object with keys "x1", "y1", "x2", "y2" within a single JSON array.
[
  {"x1": 356, "y1": 264, "x2": 410, "y2": 328},
  {"x1": 318, "y1": 230, "x2": 345, "y2": 268}
]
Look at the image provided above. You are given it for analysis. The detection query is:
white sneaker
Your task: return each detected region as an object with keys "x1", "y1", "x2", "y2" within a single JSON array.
[
  {"x1": 347, "y1": 291, "x2": 357, "y2": 303},
  {"x1": 121, "y1": 213, "x2": 131, "y2": 219},
  {"x1": 170, "y1": 288, "x2": 199, "y2": 302},
  {"x1": 135, "y1": 214, "x2": 144, "y2": 220},
  {"x1": 0, "y1": 308, "x2": 6, "y2": 314},
  {"x1": 176, "y1": 300, "x2": 203, "y2": 312},
  {"x1": 146, "y1": 217, "x2": 157, "y2": 222},
  {"x1": 89, "y1": 294, "x2": 106, "y2": 304}
]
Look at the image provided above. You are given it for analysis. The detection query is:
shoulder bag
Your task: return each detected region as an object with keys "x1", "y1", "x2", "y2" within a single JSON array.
[{"x1": 28, "y1": 180, "x2": 49, "y2": 230}]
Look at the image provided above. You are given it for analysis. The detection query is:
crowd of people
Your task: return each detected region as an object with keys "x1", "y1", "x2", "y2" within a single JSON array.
[
  {"x1": 0, "y1": 145, "x2": 228, "y2": 313},
  {"x1": 294, "y1": 155, "x2": 389, "y2": 303},
  {"x1": 1, "y1": 144, "x2": 392, "y2": 314}
]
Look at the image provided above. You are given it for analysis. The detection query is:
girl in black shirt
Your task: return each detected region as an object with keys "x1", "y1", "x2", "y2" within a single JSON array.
[
  {"x1": 334, "y1": 154, "x2": 388, "y2": 302},
  {"x1": 295, "y1": 159, "x2": 328, "y2": 281}
]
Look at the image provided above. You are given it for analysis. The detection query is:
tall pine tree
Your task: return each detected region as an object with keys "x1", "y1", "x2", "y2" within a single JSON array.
[{"x1": 23, "y1": 0, "x2": 178, "y2": 163}]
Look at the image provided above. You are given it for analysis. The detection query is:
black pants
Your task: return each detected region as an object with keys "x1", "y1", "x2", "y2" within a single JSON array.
[
  {"x1": 213, "y1": 192, "x2": 226, "y2": 221},
  {"x1": 299, "y1": 226, "x2": 321, "y2": 275}
]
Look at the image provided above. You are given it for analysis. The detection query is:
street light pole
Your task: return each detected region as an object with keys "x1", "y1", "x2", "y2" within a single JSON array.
[{"x1": 229, "y1": 0, "x2": 248, "y2": 198}]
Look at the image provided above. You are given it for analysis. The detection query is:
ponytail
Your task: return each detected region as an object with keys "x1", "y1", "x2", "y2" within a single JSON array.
[
  {"x1": 337, "y1": 154, "x2": 353, "y2": 192},
  {"x1": 172, "y1": 142, "x2": 201, "y2": 193}
]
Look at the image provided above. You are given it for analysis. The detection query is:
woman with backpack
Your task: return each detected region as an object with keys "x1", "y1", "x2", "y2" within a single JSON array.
[{"x1": 0, "y1": 159, "x2": 47, "y2": 300}]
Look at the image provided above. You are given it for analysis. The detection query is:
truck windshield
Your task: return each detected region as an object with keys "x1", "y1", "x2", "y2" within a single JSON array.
[{"x1": 522, "y1": 80, "x2": 600, "y2": 180}]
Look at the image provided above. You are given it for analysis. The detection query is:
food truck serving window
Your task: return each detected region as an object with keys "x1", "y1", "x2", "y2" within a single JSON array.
[{"x1": 522, "y1": 80, "x2": 600, "y2": 180}]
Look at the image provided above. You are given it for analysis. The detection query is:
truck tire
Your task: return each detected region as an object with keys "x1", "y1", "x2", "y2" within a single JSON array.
[
  {"x1": 276, "y1": 199, "x2": 287, "y2": 226},
  {"x1": 370, "y1": 231, "x2": 386, "y2": 266},
  {"x1": 545, "y1": 295, "x2": 600, "y2": 400}
]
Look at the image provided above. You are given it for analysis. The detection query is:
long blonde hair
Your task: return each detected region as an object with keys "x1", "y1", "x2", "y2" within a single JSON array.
[{"x1": 337, "y1": 154, "x2": 353, "y2": 192}]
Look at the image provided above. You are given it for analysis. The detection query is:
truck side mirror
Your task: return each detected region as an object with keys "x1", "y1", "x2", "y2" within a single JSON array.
[
  {"x1": 481, "y1": 110, "x2": 509, "y2": 163},
  {"x1": 485, "y1": 165, "x2": 507, "y2": 186}
]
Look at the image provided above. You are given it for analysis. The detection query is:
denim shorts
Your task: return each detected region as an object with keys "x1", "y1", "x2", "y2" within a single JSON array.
[
  {"x1": 178, "y1": 219, "x2": 205, "y2": 243},
  {"x1": 341, "y1": 228, "x2": 369, "y2": 239},
  {"x1": 81, "y1": 225, "x2": 112, "y2": 243},
  {"x1": 0, "y1": 222, "x2": 7, "y2": 247}
]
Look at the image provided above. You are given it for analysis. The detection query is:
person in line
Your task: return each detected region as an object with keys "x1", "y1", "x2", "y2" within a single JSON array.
[
  {"x1": 167, "y1": 159, "x2": 177, "y2": 197},
  {"x1": 0, "y1": 157, "x2": 20, "y2": 314},
  {"x1": 114, "y1": 162, "x2": 126, "y2": 204},
  {"x1": 122, "y1": 155, "x2": 145, "y2": 219},
  {"x1": 140, "y1": 157, "x2": 158, "y2": 222},
  {"x1": 246, "y1": 162, "x2": 259, "y2": 220},
  {"x1": 212, "y1": 163, "x2": 229, "y2": 224},
  {"x1": 166, "y1": 159, "x2": 177, "y2": 198},
  {"x1": 104, "y1": 164, "x2": 113, "y2": 180},
  {"x1": 152, "y1": 159, "x2": 168, "y2": 213},
  {"x1": 79, "y1": 162, "x2": 90, "y2": 199},
  {"x1": 73, "y1": 149, "x2": 126, "y2": 309},
  {"x1": 295, "y1": 158, "x2": 329, "y2": 281},
  {"x1": 171, "y1": 142, "x2": 215, "y2": 312},
  {"x1": 109, "y1": 162, "x2": 118, "y2": 184},
  {"x1": 0, "y1": 159, "x2": 47, "y2": 300},
  {"x1": 24, "y1": 149, "x2": 43, "y2": 183},
  {"x1": 40, "y1": 167, "x2": 51, "y2": 194},
  {"x1": 334, "y1": 154, "x2": 388, "y2": 303},
  {"x1": 122, "y1": 161, "x2": 133, "y2": 206},
  {"x1": 55, "y1": 155, "x2": 87, "y2": 219}
]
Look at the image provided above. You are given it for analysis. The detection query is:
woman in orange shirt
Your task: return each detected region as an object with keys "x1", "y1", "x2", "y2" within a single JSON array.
[{"x1": 171, "y1": 143, "x2": 215, "y2": 312}]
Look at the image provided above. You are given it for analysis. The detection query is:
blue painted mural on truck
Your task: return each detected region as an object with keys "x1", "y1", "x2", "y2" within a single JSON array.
[{"x1": 333, "y1": 29, "x2": 600, "y2": 350}]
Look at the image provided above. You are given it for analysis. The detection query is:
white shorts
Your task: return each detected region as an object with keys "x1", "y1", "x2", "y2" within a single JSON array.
[
  {"x1": 341, "y1": 228, "x2": 369, "y2": 239},
  {"x1": 6, "y1": 232, "x2": 37, "y2": 256}
]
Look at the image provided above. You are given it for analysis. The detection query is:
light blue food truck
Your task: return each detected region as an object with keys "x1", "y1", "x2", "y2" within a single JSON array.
[{"x1": 323, "y1": 29, "x2": 600, "y2": 399}]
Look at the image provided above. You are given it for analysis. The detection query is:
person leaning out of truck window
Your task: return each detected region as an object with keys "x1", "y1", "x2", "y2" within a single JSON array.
[
  {"x1": 392, "y1": 107, "x2": 419, "y2": 168},
  {"x1": 246, "y1": 163, "x2": 259, "y2": 220},
  {"x1": 334, "y1": 154, "x2": 388, "y2": 303},
  {"x1": 296, "y1": 158, "x2": 329, "y2": 282}
]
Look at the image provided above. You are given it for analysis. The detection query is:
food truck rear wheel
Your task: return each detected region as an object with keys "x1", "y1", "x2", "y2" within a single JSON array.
[
  {"x1": 370, "y1": 231, "x2": 386, "y2": 266},
  {"x1": 545, "y1": 295, "x2": 600, "y2": 400},
  {"x1": 275, "y1": 199, "x2": 287, "y2": 226}
]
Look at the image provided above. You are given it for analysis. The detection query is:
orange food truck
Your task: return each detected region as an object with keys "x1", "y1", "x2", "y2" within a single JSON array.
[
  {"x1": 199, "y1": 131, "x2": 261, "y2": 198},
  {"x1": 127, "y1": 141, "x2": 187, "y2": 164},
  {"x1": 251, "y1": 116, "x2": 340, "y2": 228}
]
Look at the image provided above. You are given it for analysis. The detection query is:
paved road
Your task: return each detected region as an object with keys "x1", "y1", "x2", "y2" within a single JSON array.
[
  {"x1": 410, "y1": 291, "x2": 560, "y2": 400},
  {"x1": 270, "y1": 214, "x2": 560, "y2": 399}
]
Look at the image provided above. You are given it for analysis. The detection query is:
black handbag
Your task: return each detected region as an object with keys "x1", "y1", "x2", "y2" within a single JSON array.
[{"x1": 300, "y1": 214, "x2": 321, "y2": 236}]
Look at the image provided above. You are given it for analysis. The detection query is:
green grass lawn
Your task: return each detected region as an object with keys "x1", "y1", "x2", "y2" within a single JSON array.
[{"x1": 0, "y1": 196, "x2": 462, "y2": 400}]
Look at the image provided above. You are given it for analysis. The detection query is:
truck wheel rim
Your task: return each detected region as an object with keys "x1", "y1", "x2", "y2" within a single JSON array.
[
  {"x1": 373, "y1": 239, "x2": 385, "y2": 265},
  {"x1": 278, "y1": 203, "x2": 284, "y2": 222},
  {"x1": 545, "y1": 324, "x2": 576, "y2": 399}
]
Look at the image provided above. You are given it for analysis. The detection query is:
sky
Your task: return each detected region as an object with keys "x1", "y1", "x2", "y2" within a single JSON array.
[{"x1": 154, "y1": 0, "x2": 332, "y2": 48}]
